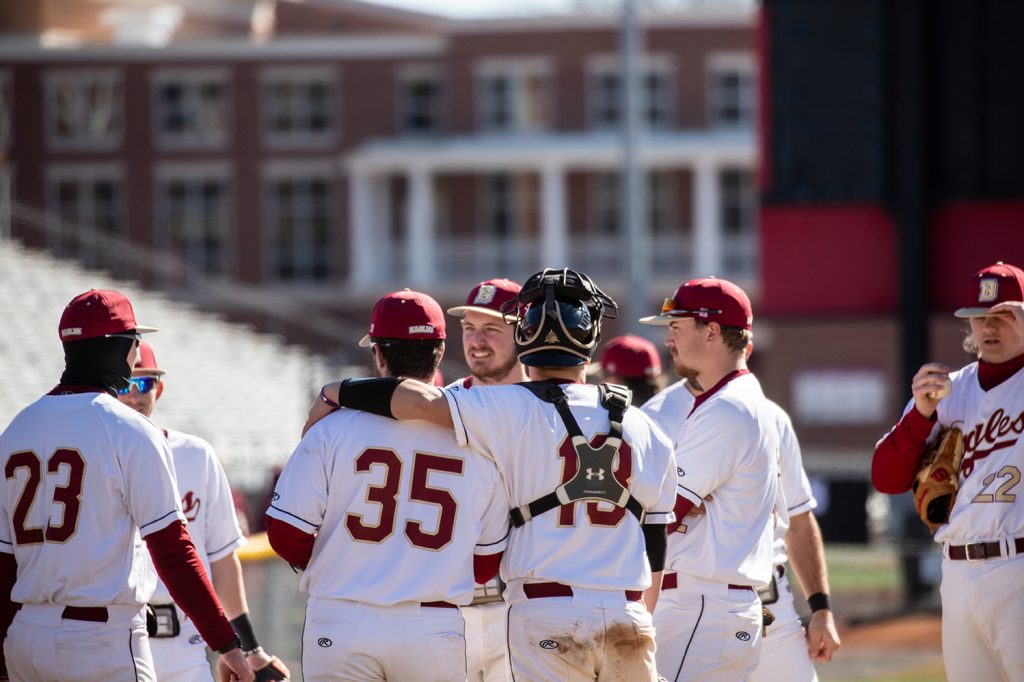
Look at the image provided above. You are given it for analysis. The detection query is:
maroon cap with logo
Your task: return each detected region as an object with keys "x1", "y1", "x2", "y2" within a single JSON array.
[
  {"x1": 359, "y1": 289, "x2": 446, "y2": 347},
  {"x1": 133, "y1": 340, "x2": 167, "y2": 376},
  {"x1": 447, "y1": 278, "x2": 521, "y2": 319},
  {"x1": 954, "y1": 261, "x2": 1024, "y2": 318},
  {"x1": 639, "y1": 277, "x2": 753, "y2": 330},
  {"x1": 597, "y1": 335, "x2": 661, "y2": 378},
  {"x1": 58, "y1": 289, "x2": 158, "y2": 342}
]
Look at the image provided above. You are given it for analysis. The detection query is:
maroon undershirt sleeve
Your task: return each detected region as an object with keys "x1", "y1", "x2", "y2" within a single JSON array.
[
  {"x1": 666, "y1": 494, "x2": 695, "y2": 535},
  {"x1": 871, "y1": 407, "x2": 937, "y2": 494},
  {"x1": 265, "y1": 515, "x2": 315, "y2": 569},
  {"x1": 473, "y1": 551, "x2": 502, "y2": 584},
  {"x1": 0, "y1": 553, "x2": 20, "y2": 675},
  {"x1": 144, "y1": 521, "x2": 236, "y2": 651}
]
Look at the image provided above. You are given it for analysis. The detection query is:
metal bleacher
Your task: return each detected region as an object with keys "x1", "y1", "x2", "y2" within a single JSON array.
[{"x1": 0, "y1": 238, "x2": 333, "y2": 491}]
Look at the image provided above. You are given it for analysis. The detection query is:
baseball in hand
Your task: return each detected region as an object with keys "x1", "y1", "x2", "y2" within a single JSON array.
[{"x1": 928, "y1": 378, "x2": 952, "y2": 400}]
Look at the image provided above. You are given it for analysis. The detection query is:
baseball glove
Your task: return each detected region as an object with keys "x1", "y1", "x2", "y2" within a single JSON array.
[{"x1": 912, "y1": 427, "x2": 964, "y2": 533}]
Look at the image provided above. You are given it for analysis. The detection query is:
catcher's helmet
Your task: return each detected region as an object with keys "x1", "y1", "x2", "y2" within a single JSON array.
[{"x1": 502, "y1": 268, "x2": 617, "y2": 367}]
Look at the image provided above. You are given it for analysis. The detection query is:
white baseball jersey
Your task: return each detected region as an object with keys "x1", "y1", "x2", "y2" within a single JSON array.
[
  {"x1": 148, "y1": 429, "x2": 245, "y2": 605},
  {"x1": 268, "y1": 409, "x2": 510, "y2": 605},
  {"x1": 897, "y1": 362, "x2": 1024, "y2": 545},
  {"x1": 642, "y1": 372, "x2": 778, "y2": 588},
  {"x1": 765, "y1": 400, "x2": 817, "y2": 565},
  {"x1": 0, "y1": 391, "x2": 185, "y2": 606},
  {"x1": 443, "y1": 381, "x2": 677, "y2": 591}
]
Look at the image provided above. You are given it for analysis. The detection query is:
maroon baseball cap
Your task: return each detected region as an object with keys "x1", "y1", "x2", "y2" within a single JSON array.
[
  {"x1": 359, "y1": 289, "x2": 446, "y2": 347},
  {"x1": 58, "y1": 289, "x2": 158, "y2": 342},
  {"x1": 133, "y1": 340, "x2": 167, "y2": 376},
  {"x1": 596, "y1": 335, "x2": 661, "y2": 378},
  {"x1": 954, "y1": 261, "x2": 1024, "y2": 318},
  {"x1": 639, "y1": 277, "x2": 753, "y2": 330},
  {"x1": 447, "y1": 278, "x2": 521, "y2": 319}
]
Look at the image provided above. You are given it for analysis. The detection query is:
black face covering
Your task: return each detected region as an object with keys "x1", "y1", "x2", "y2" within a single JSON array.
[{"x1": 60, "y1": 335, "x2": 137, "y2": 396}]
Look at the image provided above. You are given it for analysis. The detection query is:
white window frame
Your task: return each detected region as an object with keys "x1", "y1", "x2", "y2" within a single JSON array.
[
  {"x1": 586, "y1": 54, "x2": 675, "y2": 131},
  {"x1": 396, "y1": 63, "x2": 444, "y2": 137},
  {"x1": 151, "y1": 67, "x2": 231, "y2": 149},
  {"x1": 44, "y1": 68, "x2": 123, "y2": 151},
  {"x1": 707, "y1": 52, "x2": 756, "y2": 129},
  {"x1": 260, "y1": 65, "x2": 338, "y2": 149},
  {"x1": 477, "y1": 172, "x2": 537, "y2": 238},
  {"x1": 261, "y1": 160, "x2": 337, "y2": 283},
  {"x1": 719, "y1": 168, "x2": 757, "y2": 236},
  {"x1": 45, "y1": 162, "x2": 125, "y2": 267},
  {"x1": 475, "y1": 57, "x2": 553, "y2": 134},
  {"x1": 153, "y1": 161, "x2": 234, "y2": 276},
  {"x1": 588, "y1": 170, "x2": 677, "y2": 235}
]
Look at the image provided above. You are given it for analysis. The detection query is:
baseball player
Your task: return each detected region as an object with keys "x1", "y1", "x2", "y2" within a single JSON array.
[
  {"x1": 0, "y1": 289, "x2": 251, "y2": 682},
  {"x1": 873, "y1": 261, "x2": 1024, "y2": 681},
  {"x1": 644, "y1": 377, "x2": 841, "y2": 681},
  {"x1": 309, "y1": 268, "x2": 678, "y2": 682},
  {"x1": 446, "y1": 278, "x2": 527, "y2": 682},
  {"x1": 592, "y1": 334, "x2": 665, "y2": 405},
  {"x1": 266, "y1": 289, "x2": 510, "y2": 682},
  {"x1": 638, "y1": 276, "x2": 779, "y2": 681},
  {"x1": 118, "y1": 341, "x2": 288, "y2": 682}
]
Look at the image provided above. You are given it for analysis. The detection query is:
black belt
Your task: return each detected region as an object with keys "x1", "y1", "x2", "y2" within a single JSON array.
[
  {"x1": 62, "y1": 606, "x2": 108, "y2": 622},
  {"x1": 947, "y1": 537, "x2": 1024, "y2": 561}
]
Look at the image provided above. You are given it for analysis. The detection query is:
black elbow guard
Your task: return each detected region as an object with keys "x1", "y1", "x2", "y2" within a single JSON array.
[
  {"x1": 338, "y1": 377, "x2": 405, "y2": 418},
  {"x1": 643, "y1": 523, "x2": 668, "y2": 572}
]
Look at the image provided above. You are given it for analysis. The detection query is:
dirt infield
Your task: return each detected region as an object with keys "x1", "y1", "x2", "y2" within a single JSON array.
[{"x1": 820, "y1": 613, "x2": 944, "y2": 682}]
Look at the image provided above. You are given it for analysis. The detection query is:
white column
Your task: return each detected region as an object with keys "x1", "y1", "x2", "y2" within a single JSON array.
[
  {"x1": 405, "y1": 166, "x2": 435, "y2": 286},
  {"x1": 540, "y1": 162, "x2": 567, "y2": 268},
  {"x1": 347, "y1": 166, "x2": 376, "y2": 290},
  {"x1": 693, "y1": 159, "x2": 721, "y2": 276}
]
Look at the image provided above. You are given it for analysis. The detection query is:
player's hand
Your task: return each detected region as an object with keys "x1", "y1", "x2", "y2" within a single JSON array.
[
  {"x1": 911, "y1": 363, "x2": 951, "y2": 418},
  {"x1": 251, "y1": 650, "x2": 290, "y2": 681},
  {"x1": 805, "y1": 609, "x2": 841, "y2": 662},
  {"x1": 303, "y1": 382, "x2": 342, "y2": 436},
  {"x1": 217, "y1": 648, "x2": 255, "y2": 682},
  {"x1": 988, "y1": 301, "x2": 1024, "y2": 328}
]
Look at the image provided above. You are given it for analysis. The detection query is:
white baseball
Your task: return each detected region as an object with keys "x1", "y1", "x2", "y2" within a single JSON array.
[{"x1": 928, "y1": 377, "x2": 952, "y2": 400}]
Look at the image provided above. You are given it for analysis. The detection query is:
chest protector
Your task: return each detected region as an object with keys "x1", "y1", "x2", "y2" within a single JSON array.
[{"x1": 509, "y1": 381, "x2": 646, "y2": 527}]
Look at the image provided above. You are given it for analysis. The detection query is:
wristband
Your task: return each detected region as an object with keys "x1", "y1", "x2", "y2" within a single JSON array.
[
  {"x1": 338, "y1": 377, "x2": 405, "y2": 419},
  {"x1": 217, "y1": 635, "x2": 242, "y2": 655},
  {"x1": 807, "y1": 592, "x2": 831, "y2": 613},
  {"x1": 230, "y1": 612, "x2": 261, "y2": 654},
  {"x1": 319, "y1": 387, "x2": 340, "y2": 410}
]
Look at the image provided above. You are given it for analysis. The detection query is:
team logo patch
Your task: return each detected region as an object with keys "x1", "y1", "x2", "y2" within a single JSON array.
[
  {"x1": 735, "y1": 631, "x2": 751, "y2": 641},
  {"x1": 408, "y1": 324, "x2": 434, "y2": 335},
  {"x1": 181, "y1": 491, "x2": 201, "y2": 522},
  {"x1": 61, "y1": 327, "x2": 83, "y2": 338},
  {"x1": 539, "y1": 640, "x2": 559, "y2": 650},
  {"x1": 317, "y1": 637, "x2": 333, "y2": 648},
  {"x1": 188, "y1": 634, "x2": 203, "y2": 645},
  {"x1": 473, "y1": 285, "x2": 497, "y2": 305},
  {"x1": 978, "y1": 278, "x2": 999, "y2": 303}
]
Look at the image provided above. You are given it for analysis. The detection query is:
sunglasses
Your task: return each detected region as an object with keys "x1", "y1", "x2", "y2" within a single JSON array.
[
  {"x1": 659, "y1": 298, "x2": 723, "y2": 317},
  {"x1": 105, "y1": 332, "x2": 144, "y2": 341},
  {"x1": 118, "y1": 376, "x2": 159, "y2": 395}
]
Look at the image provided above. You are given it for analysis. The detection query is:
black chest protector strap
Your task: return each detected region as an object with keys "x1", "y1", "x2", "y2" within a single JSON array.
[{"x1": 509, "y1": 381, "x2": 645, "y2": 528}]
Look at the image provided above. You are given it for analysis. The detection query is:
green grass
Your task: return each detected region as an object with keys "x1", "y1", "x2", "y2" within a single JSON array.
[{"x1": 825, "y1": 544, "x2": 904, "y2": 592}]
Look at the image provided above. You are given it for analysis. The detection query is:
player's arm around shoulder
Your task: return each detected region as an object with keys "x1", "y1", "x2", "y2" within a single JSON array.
[{"x1": 305, "y1": 378, "x2": 453, "y2": 436}]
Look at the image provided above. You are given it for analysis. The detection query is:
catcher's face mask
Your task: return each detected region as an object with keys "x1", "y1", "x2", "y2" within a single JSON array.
[{"x1": 502, "y1": 268, "x2": 617, "y2": 367}]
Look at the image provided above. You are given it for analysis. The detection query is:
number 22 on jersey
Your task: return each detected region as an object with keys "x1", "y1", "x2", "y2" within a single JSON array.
[
  {"x1": 5, "y1": 448, "x2": 86, "y2": 545},
  {"x1": 346, "y1": 448, "x2": 463, "y2": 550}
]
